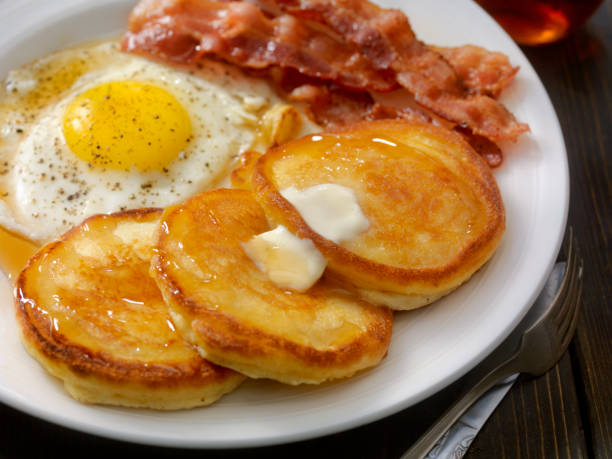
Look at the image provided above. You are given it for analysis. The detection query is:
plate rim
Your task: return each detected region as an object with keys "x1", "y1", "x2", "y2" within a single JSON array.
[{"x1": 0, "y1": 0, "x2": 569, "y2": 448}]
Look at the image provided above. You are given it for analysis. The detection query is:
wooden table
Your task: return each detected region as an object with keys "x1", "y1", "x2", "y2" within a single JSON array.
[{"x1": 1, "y1": 2, "x2": 610, "y2": 458}]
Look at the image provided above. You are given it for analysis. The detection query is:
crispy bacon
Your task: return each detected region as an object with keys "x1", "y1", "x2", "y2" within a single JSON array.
[
  {"x1": 453, "y1": 126, "x2": 504, "y2": 167},
  {"x1": 123, "y1": 0, "x2": 528, "y2": 160},
  {"x1": 123, "y1": 0, "x2": 395, "y2": 91},
  {"x1": 288, "y1": 83, "x2": 430, "y2": 128},
  {"x1": 263, "y1": 0, "x2": 528, "y2": 140},
  {"x1": 287, "y1": 82, "x2": 503, "y2": 167},
  {"x1": 255, "y1": 0, "x2": 519, "y2": 97},
  {"x1": 432, "y1": 45, "x2": 519, "y2": 98}
]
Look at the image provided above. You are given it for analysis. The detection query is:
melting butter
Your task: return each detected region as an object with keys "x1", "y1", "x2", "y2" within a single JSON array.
[
  {"x1": 242, "y1": 225, "x2": 326, "y2": 292},
  {"x1": 280, "y1": 184, "x2": 369, "y2": 243}
]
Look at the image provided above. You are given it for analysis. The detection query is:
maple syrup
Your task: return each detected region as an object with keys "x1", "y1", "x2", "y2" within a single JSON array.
[
  {"x1": 0, "y1": 226, "x2": 39, "y2": 282},
  {"x1": 476, "y1": 0, "x2": 603, "y2": 45}
]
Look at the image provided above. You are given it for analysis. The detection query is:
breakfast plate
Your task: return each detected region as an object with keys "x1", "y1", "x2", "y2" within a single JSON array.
[{"x1": 0, "y1": 0, "x2": 568, "y2": 448}]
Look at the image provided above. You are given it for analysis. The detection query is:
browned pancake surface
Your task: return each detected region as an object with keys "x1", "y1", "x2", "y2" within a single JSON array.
[
  {"x1": 151, "y1": 189, "x2": 393, "y2": 385},
  {"x1": 251, "y1": 120, "x2": 505, "y2": 308},
  {"x1": 15, "y1": 209, "x2": 244, "y2": 409}
]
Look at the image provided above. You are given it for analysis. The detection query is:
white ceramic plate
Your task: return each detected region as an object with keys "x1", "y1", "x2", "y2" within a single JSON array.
[{"x1": 0, "y1": 0, "x2": 568, "y2": 448}]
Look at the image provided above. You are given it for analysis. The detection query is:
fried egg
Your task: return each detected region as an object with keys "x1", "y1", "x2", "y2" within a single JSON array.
[{"x1": 0, "y1": 40, "x2": 285, "y2": 242}]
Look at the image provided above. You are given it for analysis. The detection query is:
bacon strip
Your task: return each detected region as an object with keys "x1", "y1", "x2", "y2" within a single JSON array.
[
  {"x1": 123, "y1": 0, "x2": 528, "y2": 145},
  {"x1": 453, "y1": 127, "x2": 503, "y2": 167},
  {"x1": 288, "y1": 83, "x2": 430, "y2": 128},
  {"x1": 123, "y1": 0, "x2": 395, "y2": 91},
  {"x1": 254, "y1": 0, "x2": 519, "y2": 97},
  {"x1": 287, "y1": 82, "x2": 503, "y2": 167},
  {"x1": 263, "y1": 0, "x2": 528, "y2": 140},
  {"x1": 431, "y1": 45, "x2": 519, "y2": 98}
]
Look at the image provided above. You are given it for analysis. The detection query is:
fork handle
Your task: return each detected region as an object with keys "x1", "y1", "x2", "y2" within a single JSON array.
[{"x1": 401, "y1": 358, "x2": 519, "y2": 459}]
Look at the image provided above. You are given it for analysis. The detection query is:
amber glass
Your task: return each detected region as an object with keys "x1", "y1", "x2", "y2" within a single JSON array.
[{"x1": 476, "y1": 0, "x2": 604, "y2": 45}]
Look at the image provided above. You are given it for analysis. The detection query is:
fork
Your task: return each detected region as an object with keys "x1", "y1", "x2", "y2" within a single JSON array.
[{"x1": 403, "y1": 230, "x2": 584, "y2": 459}]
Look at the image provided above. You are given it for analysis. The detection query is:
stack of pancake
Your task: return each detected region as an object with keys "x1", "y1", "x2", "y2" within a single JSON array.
[{"x1": 15, "y1": 120, "x2": 504, "y2": 409}]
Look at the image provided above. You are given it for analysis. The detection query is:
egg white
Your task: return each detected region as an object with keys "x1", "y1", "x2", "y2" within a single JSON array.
[{"x1": 0, "y1": 41, "x2": 282, "y2": 242}]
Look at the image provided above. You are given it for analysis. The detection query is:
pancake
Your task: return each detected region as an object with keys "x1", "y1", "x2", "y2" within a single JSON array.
[
  {"x1": 151, "y1": 189, "x2": 393, "y2": 385},
  {"x1": 250, "y1": 120, "x2": 505, "y2": 310},
  {"x1": 15, "y1": 209, "x2": 245, "y2": 410}
]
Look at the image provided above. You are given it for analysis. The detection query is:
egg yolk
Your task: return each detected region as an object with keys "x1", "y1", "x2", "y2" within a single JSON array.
[{"x1": 63, "y1": 81, "x2": 192, "y2": 171}]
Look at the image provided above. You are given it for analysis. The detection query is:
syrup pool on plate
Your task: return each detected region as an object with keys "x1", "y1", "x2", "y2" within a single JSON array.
[{"x1": 0, "y1": 226, "x2": 39, "y2": 281}]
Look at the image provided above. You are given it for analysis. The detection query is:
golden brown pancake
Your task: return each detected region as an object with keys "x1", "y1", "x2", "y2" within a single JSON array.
[
  {"x1": 151, "y1": 189, "x2": 393, "y2": 385},
  {"x1": 251, "y1": 120, "x2": 505, "y2": 310},
  {"x1": 15, "y1": 209, "x2": 245, "y2": 410}
]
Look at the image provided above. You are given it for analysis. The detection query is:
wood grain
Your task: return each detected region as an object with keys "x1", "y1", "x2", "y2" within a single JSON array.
[
  {"x1": 467, "y1": 2, "x2": 612, "y2": 458},
  {"x1": 467, "y1": 354, "x2": 588, "y2": 459},
  {"x1": 518, "y1": 3, "x2": 612, "y2": 458}
]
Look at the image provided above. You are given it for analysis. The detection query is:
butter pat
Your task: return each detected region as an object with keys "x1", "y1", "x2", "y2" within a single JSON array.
[
  {"x1": 242, "y1": 225, "x2": 327, "y2": 291},
  {"x1": 280, "y1": 184, "x2": 369, "y2": 243}
]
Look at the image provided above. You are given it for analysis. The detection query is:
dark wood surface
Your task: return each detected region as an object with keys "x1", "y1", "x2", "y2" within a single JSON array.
[
  {"x1": 1, "y1": 2, "x2": 610, "y2": 458},
  {"x1": 469, "y1": 5, "x2": 612, "y2": 457}
]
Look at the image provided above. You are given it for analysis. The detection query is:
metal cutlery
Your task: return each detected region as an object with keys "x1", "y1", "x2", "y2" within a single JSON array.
[{"x1": 403, "y1": 230, "x2": 584, "y2": 458}]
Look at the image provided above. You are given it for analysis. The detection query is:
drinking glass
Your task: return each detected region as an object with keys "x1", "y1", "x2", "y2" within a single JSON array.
[{"x1": 475, "y1": 0, "x2": 604, "y2": 45}]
